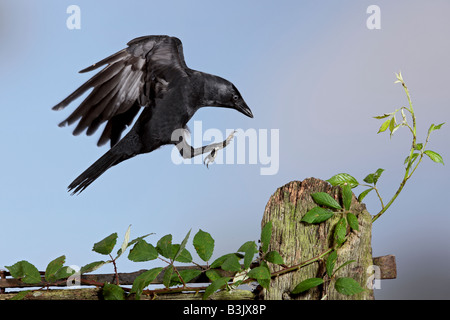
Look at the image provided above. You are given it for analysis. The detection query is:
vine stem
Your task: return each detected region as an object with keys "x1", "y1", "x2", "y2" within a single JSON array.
[
  {"x1": 372, "y1": 77, "x2": 418, "y2": 223},
  {"x1": 109, "y1": 254, "x2": 120, "y2": 286},
  {"x1": 269, "y1": 248, "x2": 334, "y2": 278}
]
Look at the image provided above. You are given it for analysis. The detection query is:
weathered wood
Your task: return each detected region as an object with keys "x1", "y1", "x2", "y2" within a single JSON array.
[
  {"x1": 372, "y1": 254, "x2": 397, "y2": 279},
  {"x1": 0, "y1": 288, "x2": 255, "y2": 301},
  {"x1": 0, "y1": 265, "x2": 245, "y2": 289},
  {"x1": 0, "y1": 255, "x2": 394, "y2": 292},
  {"x1": 260, "y1": 178, "x2": 374, "y2": 300}
]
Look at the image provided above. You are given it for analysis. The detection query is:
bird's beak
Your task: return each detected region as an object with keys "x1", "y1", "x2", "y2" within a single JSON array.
[{"x1": 236, "y1": 101, "x2": 254, "y2": 118}]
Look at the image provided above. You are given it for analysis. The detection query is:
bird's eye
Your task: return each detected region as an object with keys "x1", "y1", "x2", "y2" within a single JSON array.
[{"x1": 232, "y1": 94, "x2": 239, "y2": 101}]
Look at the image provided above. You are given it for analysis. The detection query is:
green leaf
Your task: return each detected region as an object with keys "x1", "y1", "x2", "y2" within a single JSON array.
[
  {"x1": 334, "y1": 277, "x2": 364, "y2": 296},
  {"x1": 347, "y1": 213, "x2": 359, "y2": 231},
  {"x1": 9, "y1": 290, "x2": 31, "y2": 300},
  {"x1": 116, "y1": 225, "x2": 131, "y2": 258},
  {"x1": 128, "y1": 240, "x2": 158, "y2": 262},
  {"x1": 326, "y1": 251, "x2": 338, "y2": 277},
  {"x1": 45, "y1": 255, "x2": 66, "y2": 282},
  {"x1": 342, "y1": 184, "x2": 352, "y2": 211},
  {"x1": 210, "y1": 253, "x2": 239, "y2": 269},
  {"x1": 390, "y1": 123, "x2": 401, "y2": 138},
  {"x1": 256, "y1": 261, "x2": 271, "y2": 290},
  {"x1": 247, "y1": 266, "x2": 271, "y2": 280},
  {"x1": 301, "y1": 207, "x2": 334, "y2": 224},
  {"x1": 364, "y1": 168, "x2": 385, "y2": 185},
  {"x1": 170, "y1": 269, "x2": 202, "y2": 286},
  {"x1": 377, "y1": 118, "x2": 390, "y2": 133},
  {"x1": 171, "y1": 245, "x2": 193, "y2": 263},
  {"x1": 428, "y1": 122, "x2": 445, "y2": 135},
  {"x1": 206, "y1": 269, "x2": 222, "y2": 282},
  {"x1": 358, "y1": 188, "x2": 373, "y2": 202},
  {"x1": 414, "y1": 143, "x2": 423, "y2": 151},
  {"x1": 5, "y1": 261, "x2": 41, "y2": 284},
  {"x1": 80, "y1": 261, "x2": 107, "y2": 274},
  {"x1": 131, "y1": 267, "x2": 164, "y2": 300},
  {"x1": 347, "y1": 212, "x2": 359, "y2": 231},
  {"x1": 326, "y1": 173, "x2": 359, "y2": 188},
  {"x1": 126, "y1": 233, "x2": 154, "y2": 249},
  {"x1": 264, "y1": 251, "x2": 285, "y2": 265},
  {"x1": 334, "y1": 218, "x2": 347, "y2": 246},
  {"x1": 53, "y1": 266, "x2": 75, "y2": 280},
  {"x1": 193, "y1": 229, "x2": 215, "y2": 262},
  {"x1": 334, "y1": 260, "x2": 356, "y2": 274},
  {"x1": 404, "y1": 153, "x2": 419, "y2": 166},
  {"x1": 373, "y1": 112, "x2": 394, "y2": 119},
  {"x1": 93, "y1": 233, "x2": 118, "y2": 255},
  {"x1": 173, "y1": 229, "x2": 191, "y2": 262},
  {"x1": 221, "y1": 254, "x2": 242, "y2": 272},
  {"x1": 203, "y1": 277, "x2": 230, "y2": 300},
  {"x1": 261, "y1": 221, "x2": 272, "y2": 253},
  {"x1": 363, "y1": 174, "x2": 374, "y2": 184},
  {"x1": 102, "y1": 283, "x2": 125, "y2": 300},
  {"x1": 238, "y1": 241, "x2": 258, "y2": 269},
  {"x1": 388, "y1": 115, "x2": 396, "y2": 134},
  {"x1": 311, "y1": 192, "x2": 342, "y2": 210},
  {"x1": 373, "y1": 168, "x2": 385, "y2": 184},
  {"x1": 292, "y1": 278, "x2": 324, "y2": 294},
  {"x1": 424, "y1": 150, "x2": 444, "y2": 165},
  {"x1": 156, "y1": 234, "x2": 173, "y2": 259},
  {"x1": 163, "y1": 264, "x2": 174, "y2": 288}
]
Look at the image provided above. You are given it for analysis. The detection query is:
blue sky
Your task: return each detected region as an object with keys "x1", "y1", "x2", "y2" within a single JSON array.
[{"x1": 1, "y1": 1, "x2": 449, "y2": 299}]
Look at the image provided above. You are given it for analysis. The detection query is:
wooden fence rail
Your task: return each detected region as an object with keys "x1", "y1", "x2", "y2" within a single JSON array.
[{"x1": 0, "y1": 255, "x2": 395, "y2": 299}]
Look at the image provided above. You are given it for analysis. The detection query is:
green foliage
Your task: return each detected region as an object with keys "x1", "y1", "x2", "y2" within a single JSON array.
[
  {"x1": 328, "y1": 72, "x2": 445, "y2": 223},
  {"x1": 311, "y1": 192, "x2": 342, "y2": 210},
  {"x1": 326, "y1": 173, "x2": 359, "y2": 188},
  {"x1": 5, "y1": 260, "x2": 41, "y2": 284},
  {"x1": 347, "y1": 213, "x2": 359, "y2": 231},
  {"x1": 264, "y1": 251, "x2": 285, "y2": 265},
  {"x1": 130, "y1": 267, "x2": 164, "y2": 300},
  {"x1": 193, "y1": 229, "x2": 214, "y2": 262},
  {"x1": 301, "y1": 207, "x2": 334, "y2": 224},
  {"x1": 44, "y1": 255, "x2": 66, "y2": 282},
  {"x1": 93, "y1": 233, "x2": 118, "y2": 255},
  {"x1": 102, "y1": 283, "x2": 125, "y2": 300},
  {"x1": 260, "y1": 221, "x2": 272, "y2": 253},
  {"x1": 292, "y1": 278, "x2": 324, "y2": 294},
  {"x1": 127, "y1": 240, "x2": 158, "y2": 262},
  {"x1": 334, "y1": 277, "x2": 365, "y2": 296}
]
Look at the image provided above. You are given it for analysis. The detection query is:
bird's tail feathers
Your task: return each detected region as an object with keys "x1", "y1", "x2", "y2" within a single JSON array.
[{"x1": 68, "y1": 149, "x2": 125, "y2": 195}]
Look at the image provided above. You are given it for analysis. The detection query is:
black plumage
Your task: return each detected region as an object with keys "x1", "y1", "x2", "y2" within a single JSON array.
[{"x1": 53, "y1": 35, "x2": 253, "y2": 194}]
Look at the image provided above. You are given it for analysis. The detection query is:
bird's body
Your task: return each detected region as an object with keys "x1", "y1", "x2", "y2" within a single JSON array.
[{"x1": 53, "y1": 35, "x2": 253, "y2": 194}]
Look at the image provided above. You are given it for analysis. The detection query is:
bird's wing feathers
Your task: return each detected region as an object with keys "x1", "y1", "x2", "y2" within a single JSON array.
[{"x1": 53, "y1": 35, "x2": 188, "y2": 147}]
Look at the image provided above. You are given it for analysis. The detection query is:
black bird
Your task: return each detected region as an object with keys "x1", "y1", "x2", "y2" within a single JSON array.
[{"x1": 53, "y1": 35, "x2": 253, "y2": 195}]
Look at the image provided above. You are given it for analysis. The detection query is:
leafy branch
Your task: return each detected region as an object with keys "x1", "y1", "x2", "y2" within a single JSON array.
[{"x1": 327, "y1": 72, "x2": 444, "y2": 223}]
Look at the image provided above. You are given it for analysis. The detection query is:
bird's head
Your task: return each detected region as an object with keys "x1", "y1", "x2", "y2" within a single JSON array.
[{"x1": 204, "y1": 76, "x2": 254, "y2": 118}]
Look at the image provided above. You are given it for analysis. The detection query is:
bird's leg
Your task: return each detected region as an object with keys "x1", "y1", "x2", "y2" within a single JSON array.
[
  {"x1": 175, "y1": 130, "x2": 236, "y2": 167},
  {"x1": 203, "y1": 131, "x2": 236, "y2": 167}
]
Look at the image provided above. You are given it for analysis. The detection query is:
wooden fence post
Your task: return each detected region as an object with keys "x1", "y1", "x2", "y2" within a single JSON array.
[{"x1": 260, "y1": 178, "x2": 374, "y2": 300}]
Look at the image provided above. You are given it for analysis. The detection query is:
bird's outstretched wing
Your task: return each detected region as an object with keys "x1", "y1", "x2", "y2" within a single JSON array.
[{"x1": 53, "y1": 35, "x2": 189, "y2": 147}]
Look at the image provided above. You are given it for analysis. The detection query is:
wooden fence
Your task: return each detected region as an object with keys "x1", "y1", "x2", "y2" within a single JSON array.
[{"x1": 0, "y1": 178, "x2": 397, "y2": 300}]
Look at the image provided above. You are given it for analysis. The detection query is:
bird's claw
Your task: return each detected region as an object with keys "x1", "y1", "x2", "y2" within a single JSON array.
[
  {"x1": 203, "y1": 131, "x2": 236, "y2": 168},
  {"x1": 204, "y1": 148, "x2": 218, "y2": 168}
]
